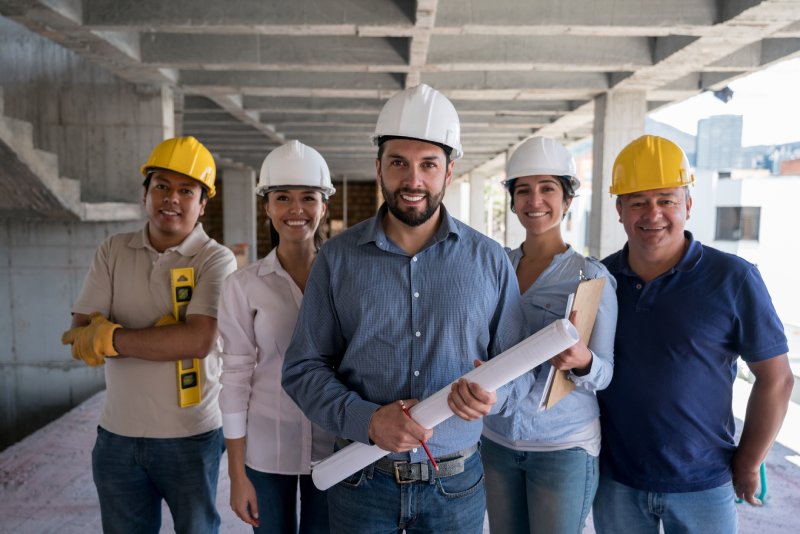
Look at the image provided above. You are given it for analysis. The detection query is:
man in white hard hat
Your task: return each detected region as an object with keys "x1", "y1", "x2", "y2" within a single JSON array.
[
  {"x1": 594, "y1": 135, "x2": 792, "y2": 533},
  {"x1": 283, "y1": 84, "x2": 526, "y2": 533}
]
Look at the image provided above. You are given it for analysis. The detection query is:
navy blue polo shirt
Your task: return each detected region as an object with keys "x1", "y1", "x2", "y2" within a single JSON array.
[{"x1": 600, "y1": 231, "x2": 788, "y2": 493}]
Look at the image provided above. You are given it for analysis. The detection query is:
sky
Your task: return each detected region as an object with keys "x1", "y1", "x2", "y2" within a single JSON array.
[{"x1": 649, "y1": 57, "x2": 800, "y2": 147}]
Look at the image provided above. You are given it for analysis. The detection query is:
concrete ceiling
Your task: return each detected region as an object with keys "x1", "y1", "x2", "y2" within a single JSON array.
[{"x1": 2, "y1": 0, "x2": 800, "y2": 181}]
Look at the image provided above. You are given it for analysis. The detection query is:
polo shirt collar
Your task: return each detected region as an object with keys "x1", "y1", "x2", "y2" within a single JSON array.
[
  {"x1": 357, "y1": 202, "x2": 461, "y2": 247},
  {"x1": 129, "y1": 223, "x2": 210, "y2": 257},
  {"x1": 612, "y1": 230, "x2": 702, "y2": 277}
]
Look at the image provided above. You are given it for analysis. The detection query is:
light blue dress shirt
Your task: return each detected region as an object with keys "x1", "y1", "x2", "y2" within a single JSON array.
[
  {"x1": 483, "y1": 245, "x2": 617, "y2": 449},
  {"x1": 282, "y1": 204, "x2": 526, "y2": 462}
]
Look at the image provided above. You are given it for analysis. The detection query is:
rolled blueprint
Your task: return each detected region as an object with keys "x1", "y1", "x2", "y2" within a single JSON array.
[{"x1": 312, "y1": 318, "x2": 579, "y2": 490}]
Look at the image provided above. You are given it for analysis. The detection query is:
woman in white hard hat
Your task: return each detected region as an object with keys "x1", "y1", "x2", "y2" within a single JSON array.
[
  {"x1": 217, "y1": 141, "x2": 336, "y2": 533},
  {"x1": 481, "y1": 137, "x2": 618, "y2": 534}
]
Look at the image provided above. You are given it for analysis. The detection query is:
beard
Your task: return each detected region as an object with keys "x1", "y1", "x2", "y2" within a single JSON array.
[{"x1": 380, "y1": 179, "x2": 446, "y2": 227}]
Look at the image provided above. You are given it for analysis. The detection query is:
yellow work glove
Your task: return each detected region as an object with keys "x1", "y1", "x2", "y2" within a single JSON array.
[
  {"x1": 154, "y1": 314, "x2": 182, "y2": 327},
  {"x1": 61, "y1": 312, "x2": 122, "y2": 367}
]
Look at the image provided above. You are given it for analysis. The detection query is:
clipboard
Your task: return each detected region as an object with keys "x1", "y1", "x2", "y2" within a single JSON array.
[{"x1": 538, "y1": 276, "x2": 605, "y2": 410}]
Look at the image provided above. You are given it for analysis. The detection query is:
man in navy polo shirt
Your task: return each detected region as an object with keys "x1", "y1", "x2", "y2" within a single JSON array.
[{"x1": 593, "y1": 135, "x2": 793, "y2": 533}]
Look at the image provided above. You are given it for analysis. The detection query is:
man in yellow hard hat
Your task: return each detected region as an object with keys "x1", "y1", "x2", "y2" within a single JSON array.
[
  {"x1": 593, "y1": 135, "x2": 792, "y2": 533},
  {"x1": 62, "y1": 136, "x2": 236, "y2": 533}
]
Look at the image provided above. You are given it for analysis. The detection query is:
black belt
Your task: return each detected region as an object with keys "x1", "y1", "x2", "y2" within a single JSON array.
[{"x1": 373, "y1": 443, "x2": 479, "y2": 484}]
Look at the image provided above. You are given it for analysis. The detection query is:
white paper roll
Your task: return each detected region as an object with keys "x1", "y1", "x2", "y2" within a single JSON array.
[{"x1": 311, "y1": 318, "x2": 579, "y2": 490}]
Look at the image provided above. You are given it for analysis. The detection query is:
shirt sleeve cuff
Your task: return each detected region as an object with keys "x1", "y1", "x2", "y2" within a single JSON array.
[
  {"x1": 568, "y1": 350, "x2": 598, "y2": 387},
  {"x1": 221, "y1": 410, "x2": 247, "y2": 439},
  {"x1": 343, "y1": 399, "x2": 381, "y2": 445}
]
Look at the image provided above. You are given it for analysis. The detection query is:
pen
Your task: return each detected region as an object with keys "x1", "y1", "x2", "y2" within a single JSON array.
[{"x1": 398, "y1": 400, "x2": 439, "y2": 472}]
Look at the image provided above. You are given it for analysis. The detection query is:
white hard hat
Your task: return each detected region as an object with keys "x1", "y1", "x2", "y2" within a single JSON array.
[
  {"x1": 255, "y1": 140, "x2": 335, "y2": 198},
  {"x1": 372, "y1": 84, "x2": 463, "y2": 160},
  {"x1": 504, "y1": 136, "x2": 579, "y2": 191}
]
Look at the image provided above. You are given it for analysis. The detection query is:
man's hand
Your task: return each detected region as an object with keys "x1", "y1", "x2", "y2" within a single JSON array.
[
  {"x1": 448, "y1": 359, "x2": 496, "y2": 420},
  {"x1": 550, "y1": 310, "x2": 592, "y2": 376},
  {"x1": 732, "y1": 455, "x2": 762, "y2": 506},
  {"x1": 61, "y1": 312, "x2": 121, "y2": 366},
  {"x1": 368, "y1": 399, "x2": 433, "y2": 452}
]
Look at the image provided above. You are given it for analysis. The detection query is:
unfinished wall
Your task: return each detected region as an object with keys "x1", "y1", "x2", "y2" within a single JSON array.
[{"x1": 0, "y1": 16, "x2": 172, "y2": 449}]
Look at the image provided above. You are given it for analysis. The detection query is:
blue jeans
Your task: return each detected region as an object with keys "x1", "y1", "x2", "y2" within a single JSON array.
[
  {"x1": 327, "y1": 447, "x2": 486, "y2": 533},
  {"x1": 246, "y1": 466, "x2": 329, "y2": 534},
  {"x1": 481, "y1": 438, "x2": 598, "y2": 534},
  {"x1": 593, "y1": 475, "x2": 738, "y2": 534},
  {"x1": 92, "y1": 426, "x2": 224, "y2": 534}
]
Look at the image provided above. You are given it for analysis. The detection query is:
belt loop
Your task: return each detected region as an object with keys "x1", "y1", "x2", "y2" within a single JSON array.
[
  {"x1": 428, "y1": 461, "x2": 437, "y2": 485},
  {"x1": 366, "y1": 463, "x2": 375, "y2": 480}
]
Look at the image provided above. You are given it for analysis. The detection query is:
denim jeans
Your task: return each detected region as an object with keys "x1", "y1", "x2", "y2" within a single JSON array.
[
  {"x1": 92, "y1": 426, "x2": 224, "y2": 534},
  {"x1": 327, "y1": 446, "x2": 486, "y2": 533},
  {"x1": 593, "y1": 475, "x2": 738, "y2": 534},
  {"x1": 481, "y1": 438, "x2": 598, "y2": 534},
  {"x1": 245, "y1": 466, "x2": 329, "y2": 534}
]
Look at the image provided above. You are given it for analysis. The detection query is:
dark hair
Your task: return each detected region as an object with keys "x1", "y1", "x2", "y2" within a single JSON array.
[
  {"x1": 376, "y1": 136, "x2": 452, "y2": 169},
  {"x1": 142, "y1": 172, "x2": 209, "y2": 203},
  {"x1": 262, "y1": 191, "x2": 328, "y2": 250},
  {"x1": 508, "y1": 176, "x2": 576, "y2": 213}
]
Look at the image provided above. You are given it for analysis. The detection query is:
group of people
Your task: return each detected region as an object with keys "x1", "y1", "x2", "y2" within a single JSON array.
[{"x1": 62, "y1": 84, "x2": 793, "y2": 534}]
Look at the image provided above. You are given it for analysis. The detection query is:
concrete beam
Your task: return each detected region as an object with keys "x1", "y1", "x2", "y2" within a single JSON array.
[
  {"x1": 140, "y1": 35, "x2": 408, "y2": 68},
  {"x1": 82, "y1": 0, "x2": 414, "y2": 28},
  {"x1": 428, "y1": 36, "x2": 652, "y2": 71}
]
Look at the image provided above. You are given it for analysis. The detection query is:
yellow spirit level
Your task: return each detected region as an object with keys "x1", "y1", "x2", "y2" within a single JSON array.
[{"x1": 171, "y1": 267, "x2": 202, "y2": 408}]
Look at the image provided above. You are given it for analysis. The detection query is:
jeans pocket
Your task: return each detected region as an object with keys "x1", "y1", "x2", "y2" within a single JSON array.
[
  {"x1": 338, "y1": 468, "x2": 366, "y2": 489},
  {"x1": 436, "y1": 471, "x2": 485, "y2": 499}
]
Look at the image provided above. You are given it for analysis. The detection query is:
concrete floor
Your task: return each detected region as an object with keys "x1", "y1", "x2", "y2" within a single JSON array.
[{"x1": 1, "y1": 379, "x2": 798, "y2": 533}]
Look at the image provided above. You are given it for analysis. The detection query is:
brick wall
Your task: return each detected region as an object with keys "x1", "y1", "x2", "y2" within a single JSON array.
[{"x1": 199, "y1": 172, "x2": 224, "y2": 245}]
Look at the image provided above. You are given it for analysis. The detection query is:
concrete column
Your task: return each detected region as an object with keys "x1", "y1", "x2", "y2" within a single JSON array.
[
  {"x1": 469, "y1": 172, "x2": 487, "y2": 234},
  {"x1": 502, "y1": 150, "x2": 525, "y2": 249},
  {"x1": 589, "y1": 90, "x2": 647, "y2": 259},
  {"x1": 222, "y1": 167, "x2": 257, "y2": 265}
]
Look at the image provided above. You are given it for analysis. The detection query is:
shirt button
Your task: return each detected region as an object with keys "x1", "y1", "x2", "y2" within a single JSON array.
[
  {"x1": 415, "y1": 331, "x2": 421, "y2": 337},
  {"x1": 412, "y1": 256, "x2": 418, "y2": 262},
  {"x1": 413, "y1": 292, "x2": 419, "y2": 298},
  {"x1": 414, "y1": 370, "x2": 420, "y2": 377},
  {"x1": 635, "y1": 283, "x2": 642, "y2": 289}
]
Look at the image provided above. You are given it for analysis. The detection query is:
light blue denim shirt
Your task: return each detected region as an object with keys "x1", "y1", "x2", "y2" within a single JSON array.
[
  {"x1": 282, "y1": 204, "x2": 527, "y2": 462},
  {"x1": 483, "y1": 245, "x2": 617, "y2": 448}
]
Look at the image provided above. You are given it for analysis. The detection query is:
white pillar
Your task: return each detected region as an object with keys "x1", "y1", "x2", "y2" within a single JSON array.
[
  {"x1": 589, "y1": 90, "x2": 647, "y2": 259},
  {"x1": 222, "y1": 167, "x2": 257, "y2": 265},
  {"x1": 469, "y1": 172, "x2": 487, "y2": 234}
]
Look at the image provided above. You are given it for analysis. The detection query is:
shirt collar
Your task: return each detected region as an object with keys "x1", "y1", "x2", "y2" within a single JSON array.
[
  {"x1": 128, "y1": 223, "x2": 210, "y2": 257},
  {"x1": 357, "y1": 202, "x2": 461, "y2": 248},
  {"x1": 257, "y1": 248, "x2": 282, "y2": 277}
]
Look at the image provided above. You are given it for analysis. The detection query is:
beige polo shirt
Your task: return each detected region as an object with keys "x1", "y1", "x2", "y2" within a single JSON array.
[{"x1": 73, "y1": 223, "x2": 237, "y2": 438}]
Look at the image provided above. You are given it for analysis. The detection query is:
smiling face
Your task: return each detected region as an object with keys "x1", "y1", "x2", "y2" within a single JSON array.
[
  {"x1": 617, "y1": 186, "x2": 692, "y2": 265},
  {"x1": 265, "y1": 188, "x2": 327, "y2": 245},
  {"x1": 376, "y1": 138, "x2": 453, "y2": 228},
  {"x1": 143, "y1": 169, "x2": 207, "y2": 251},
  {"x1": 511, "y1": 175, "x2": 571, "y2": 238}
]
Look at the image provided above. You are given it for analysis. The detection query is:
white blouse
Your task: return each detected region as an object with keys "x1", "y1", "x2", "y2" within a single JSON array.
[{"x1": 218, "y1": 249, "x2": 334, "y2": 474}]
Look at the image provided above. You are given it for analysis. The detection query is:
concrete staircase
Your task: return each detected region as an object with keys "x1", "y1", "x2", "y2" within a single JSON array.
[{"x1": 0, "y1": 87, "x2": 140, "y2": 221}]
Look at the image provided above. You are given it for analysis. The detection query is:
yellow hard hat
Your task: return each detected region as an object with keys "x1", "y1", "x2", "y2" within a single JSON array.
[
  {"x1": 610, "y1": 135, "x2": 694, "y2": 196},
  {"x1": 140, "y1": 136, "x2": 217, "y2": 198}
]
